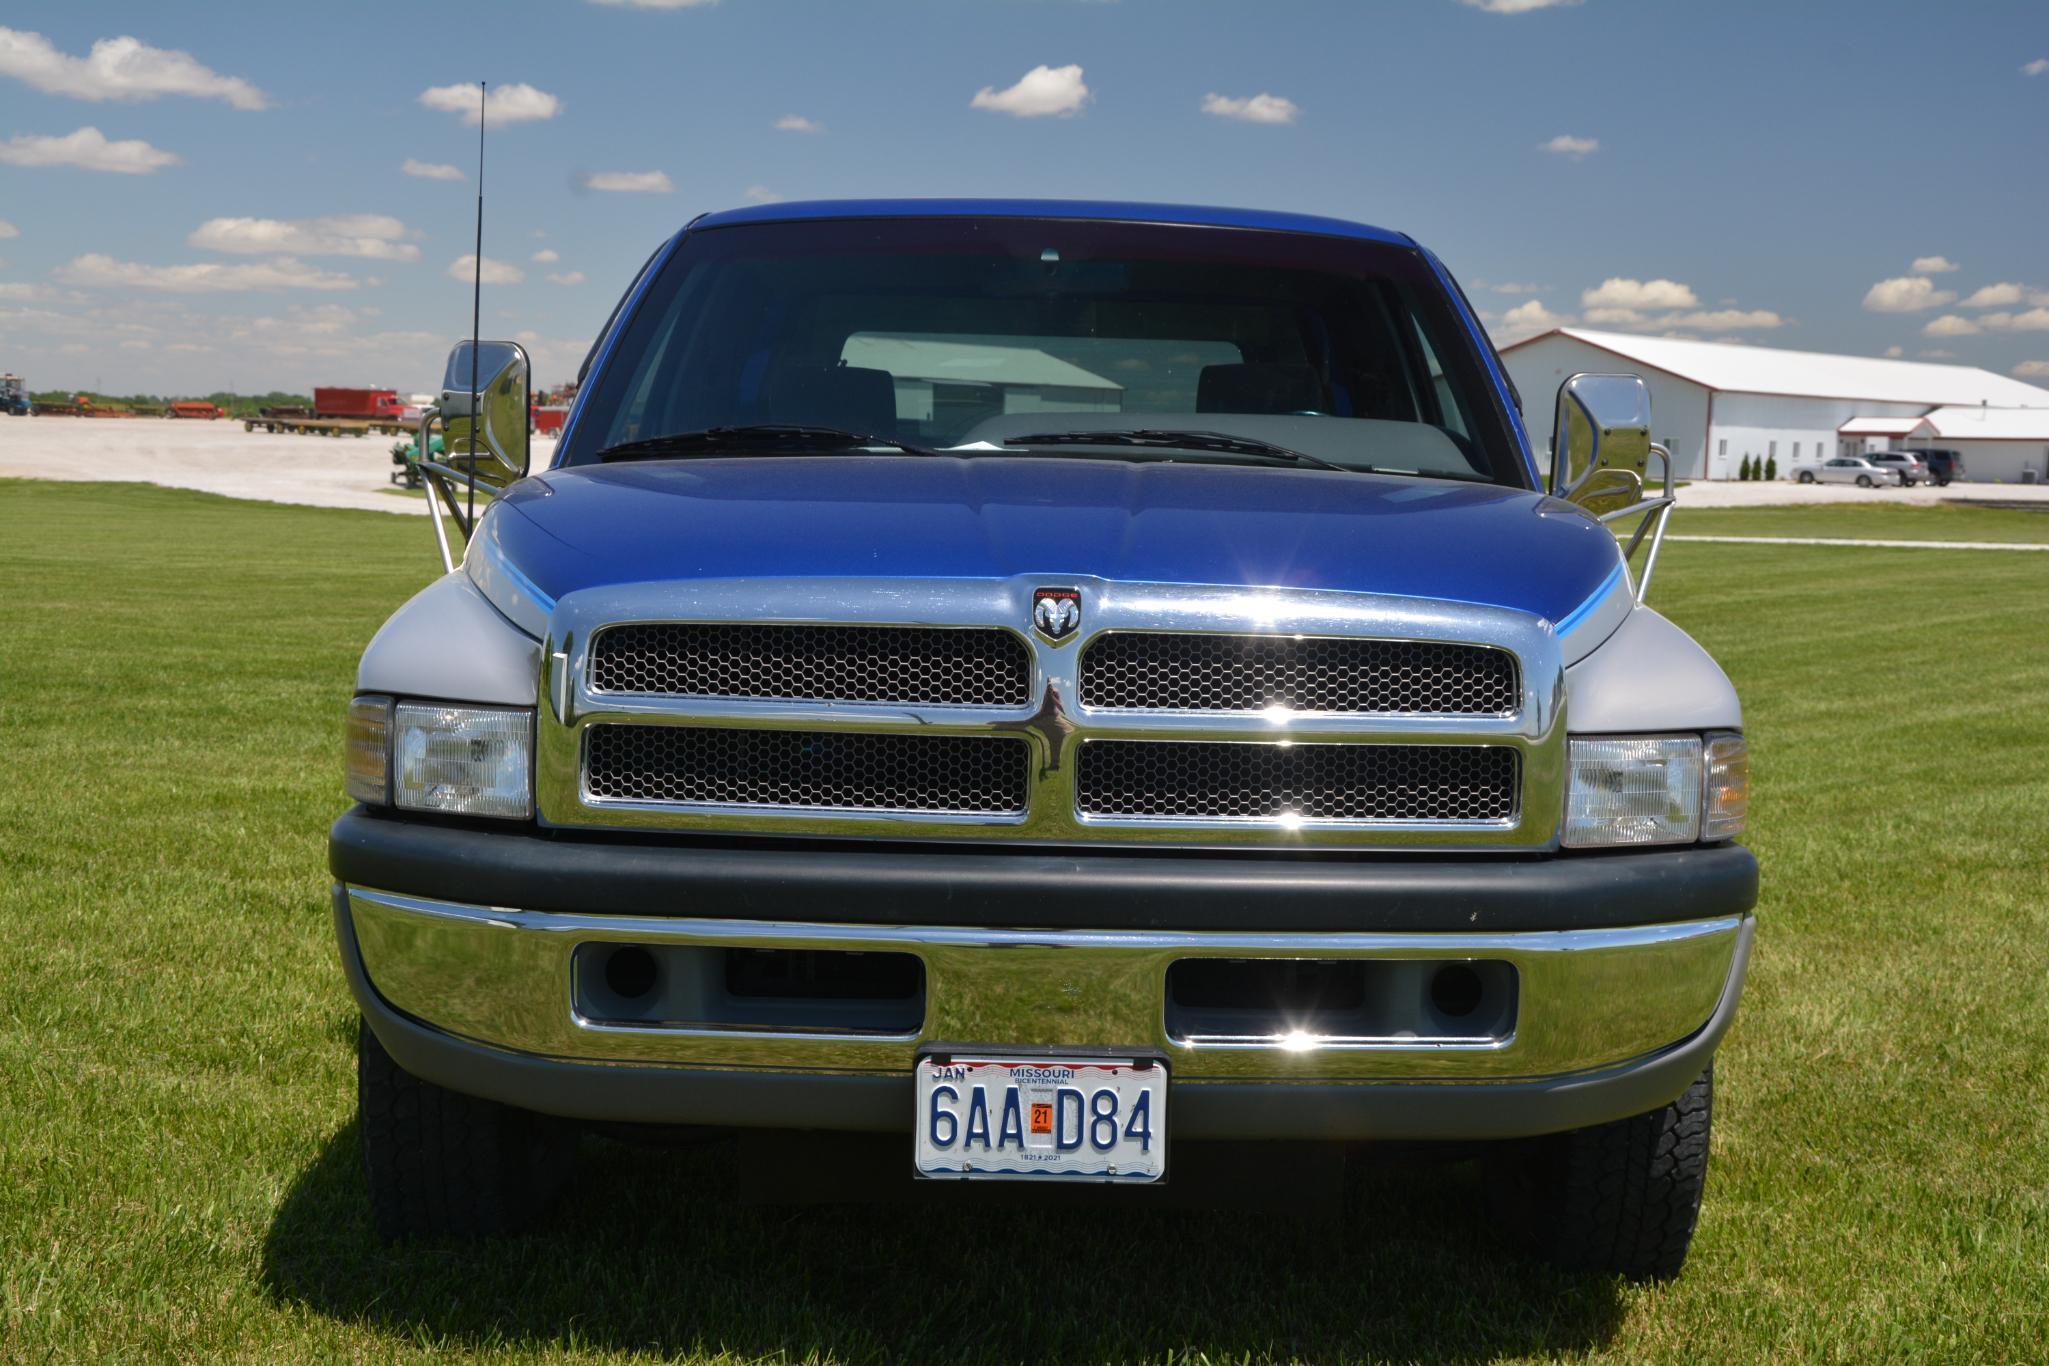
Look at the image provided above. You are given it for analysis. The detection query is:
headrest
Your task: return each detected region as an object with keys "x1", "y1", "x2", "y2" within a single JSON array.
[
  {"x1": 765, "y1": 364, "x2": 899, "y2": 434},
  {"x1": 1197, "y1": 363, "x2": 1324, "y2": 415}
]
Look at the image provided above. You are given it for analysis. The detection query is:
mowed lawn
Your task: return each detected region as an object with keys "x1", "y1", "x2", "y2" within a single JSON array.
[{"x1": 3, "y1": 479, "x2": 2046, "y2": 1362}]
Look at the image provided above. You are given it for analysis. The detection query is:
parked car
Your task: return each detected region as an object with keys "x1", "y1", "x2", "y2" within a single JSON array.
[
  {"x1": 334, "y1": 200, "x2": 1755, "y2": 1281},
  {"x1": 1867, "y1": 451, "x2": 1929, "y2": 487},
  {"x1": 1794, "y1": 455, "x2": 1900, "y2": 487},
  {"x1": 1905, "y1": 447, "x2": 1966, "y2": 486}
]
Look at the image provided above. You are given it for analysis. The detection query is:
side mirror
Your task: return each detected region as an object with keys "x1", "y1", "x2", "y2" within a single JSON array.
[
  {"x1": 1550, "y1": 373, "x2": 1651, "y2": 516},
  {"x1": 439, "y1": 339, "x2": 530, "y2": 490}
]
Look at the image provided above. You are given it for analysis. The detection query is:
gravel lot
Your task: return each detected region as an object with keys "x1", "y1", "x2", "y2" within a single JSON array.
[
  {"x1": 0, "y1": 416, "x2": 556, "y2": 517},
  {"x1": 1, "y1": 416, "x2": 2041, "y2": 514}
]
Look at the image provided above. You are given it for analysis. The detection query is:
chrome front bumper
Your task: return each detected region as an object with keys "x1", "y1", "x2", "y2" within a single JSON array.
[{"x1": 341, "y1": 884, "x2": 1748, "y2": 1088}]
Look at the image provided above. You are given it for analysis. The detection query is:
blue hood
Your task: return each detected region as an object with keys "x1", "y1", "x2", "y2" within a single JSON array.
[{"x1": 492, "y1": 457, "x2": 1622, "y2": 624}]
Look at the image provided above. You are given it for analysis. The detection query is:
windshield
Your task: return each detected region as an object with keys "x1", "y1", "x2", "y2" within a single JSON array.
[{"x1": 562, "y1": 216, "x2": 1523, "y2": 486}]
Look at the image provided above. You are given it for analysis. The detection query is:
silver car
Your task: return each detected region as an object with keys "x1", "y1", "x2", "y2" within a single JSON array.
[
  {"x1": 1867, "y1": 451, "x2": 1929, "y2": 486},
  {"x1": 1795, "y1": 456, "x2": 1901, "y2": 488}
]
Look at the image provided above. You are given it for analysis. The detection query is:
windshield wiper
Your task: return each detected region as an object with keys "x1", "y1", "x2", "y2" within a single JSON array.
[
  {"x1": 1002, "y1": 428, "x2": 1352, "y2": 474},
  {"x1": 597, "y1": 424, "x2": 943, "y2": 462}
]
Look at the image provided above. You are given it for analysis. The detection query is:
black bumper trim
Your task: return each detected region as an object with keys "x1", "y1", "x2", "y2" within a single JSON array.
[
  {"x1": 338, "y1": 888, "x2": 1754, "y2": 1140},
  {"x1": 329, "y1": 807, "x2": 1757, "y2": 934}
]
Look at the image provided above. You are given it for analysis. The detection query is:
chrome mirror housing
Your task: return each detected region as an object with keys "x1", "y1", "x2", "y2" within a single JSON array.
[
  {"x1": 439, "y1": 339, "x2": 530, "y2": 490},
  {"x1": 1550, "y1": 373, "x2": 1651, "y2": 517}
]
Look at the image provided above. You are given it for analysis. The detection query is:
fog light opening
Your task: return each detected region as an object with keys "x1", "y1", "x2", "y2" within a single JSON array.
[
  {"x1": 604, "y1": 946, "x2": 659, "y2": 1001},
  {"x1": 1429, "y1": 963, "x2": 1485, "y2": 1019}
]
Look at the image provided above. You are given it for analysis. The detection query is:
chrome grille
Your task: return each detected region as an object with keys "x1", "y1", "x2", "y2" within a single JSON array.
[
  {"x1": 1077, "y1": 741, "x2": 1519, "y2": 823},
  {"x1": 590, "y1": 624, "x2": 1031, "y2": 706},
  {"x1": 585, "y1": 725, "x2": 1030, "y2": 814},
  {"x1": 1080, "y1": 633, "x2": 1518, "y2": 715}
]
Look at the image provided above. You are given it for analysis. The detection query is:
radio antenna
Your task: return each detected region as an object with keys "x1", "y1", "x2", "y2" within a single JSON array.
[{"x1": 467, "y1": 79, "x2": 486, "y2": 531}]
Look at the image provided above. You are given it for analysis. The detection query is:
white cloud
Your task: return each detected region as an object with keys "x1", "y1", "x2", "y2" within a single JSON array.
[
  {"x1": 1485, "y1": 281, "x2": 1546, "y2": 295},
  {"x1": 402, "y1": 158, "x2": 463, "y2": 181},
  {"x1": 2013, "y1": 359, "x2": 2049, "y2": 377},
  {"x1": 55, "y1": 253, "x2": 358, "y2": 292},
  {"x1": 1998, "y1": 308, "x2": 2049, "y2": 331},
  {"x1": 188, "y1": 214, "x2": 419, "y2": 262},
  {"x1": 59, "y1": 342, "x2": 89, "y2": 354},
  {"x1": 1922, "y1": 314, "x2": 1979, "y2": 337},
  {"x1": 447, "y1": 254, "x2": 524, "y2": 285},
  {"x1": 1911, "y1": 255, "x2": 1959, "y2": 274},
  {"x1": 529, "y1": 249, "x2": 558, "y2": 264},
  {"x1": 118, "y1": 338, "x2": 150, "y2": 350},
  {"x1": 971, "y1": 64, "x2": 1090, "y2": 118},
  {"x1": 1582, "y1": 277, "x2": 1700, "y2": 310},
  {"x1": 743, "y1": 185, "x2": 783, "y2": 204},
  {"x1": 1919, "y1": 348, "x2": 1956, "y2": 359},
  {"x1": 0, "y1": 282, "x2": 51, "y2": 300},
  {"x1": 1581, "y1": 307, "x2": 1645, "y2": 326},
  {"x1": 1924, "y1": 308, "x2": 2049, "y2": 337},
  {"x1": 1662, "y1": 308, "x2": 1782, "y2": 331},
  {"x1": 1883, "y1": 345, "x2": 1905, "y2": 358},
  {"x1": 774, "y1": 114, "x2": 823, "y2": 133},
  {"x1": 1958, "y1": 282, "x2": 2049, "y2": 309},
  {"x1": 0, "y1": 219, "x2": 16, "y2": 239},
  {"x1": 419, "y1": 82, "x2": 561, "y2": 125},
  {"x1": 1538, "y1": 133, "x2": 1598, "y2": 158},
  {"x1": 1461, "y1": 0, "x2": 1584, "y2": 10},
  {"x1": 1863, "y1": 276, "x2": 1956, "y2": 313},
  {"x1": 1201, "y1": 92, "x2": 1300, "y2": 125},
  {"x1": 546, "y1": 271, "x2": 585, "y2": 286},
  {"x1": 0, "y1": 27, "x2": 266, "y2": 109},
  {"x1": 1490, "y1": 299, "x2": 1570, "y2": 343},
  {"x1": 0, "y1": 126, "x2": 179, "y2": 174},
  {"x1": 582, "y1": 170, "x2": 672, "y2": 193},
  {"x1": 2023, "y1": 58, "x2": 2048, "y2": 76}
]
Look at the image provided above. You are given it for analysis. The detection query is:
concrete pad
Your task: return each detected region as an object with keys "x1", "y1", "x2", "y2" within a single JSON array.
[{"x1": 0, "y1": 415, "x2": 557, "y2": 516}]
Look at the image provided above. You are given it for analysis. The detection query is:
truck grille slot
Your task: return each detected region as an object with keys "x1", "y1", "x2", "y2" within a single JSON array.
[
  {"x1": 585, "y1": 725, "x2": 1031, "y2": 814},
  {"x1": 590, "y1": 623, "x2": 1031, "y2": 706},
  {"x1": 1080, "y1": 633, "x2": 1518, "y2": 715},
  {"x1": 1076, "y1": 741, "x2": 1518, "y2": 823}
]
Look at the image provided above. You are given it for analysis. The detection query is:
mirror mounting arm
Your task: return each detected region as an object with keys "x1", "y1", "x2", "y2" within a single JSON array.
[{"x1": 1598, "y1": 441, "x2": 1678, "y2": 603}]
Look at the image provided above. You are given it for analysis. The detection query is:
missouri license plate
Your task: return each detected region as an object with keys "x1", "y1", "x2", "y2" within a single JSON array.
[{"x1": 914, "y1": 1055, "x2": 1166, "y2": 1182}]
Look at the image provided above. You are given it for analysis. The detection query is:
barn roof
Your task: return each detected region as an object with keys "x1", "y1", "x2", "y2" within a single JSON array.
[{"x1": 1503, "y1": 328, "x2": 2049, "y2": 408}]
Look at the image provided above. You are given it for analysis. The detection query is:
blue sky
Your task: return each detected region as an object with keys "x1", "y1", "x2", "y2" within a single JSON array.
[{"x1": 3, "y1": 0, "x2": 2046, "y2": 394}]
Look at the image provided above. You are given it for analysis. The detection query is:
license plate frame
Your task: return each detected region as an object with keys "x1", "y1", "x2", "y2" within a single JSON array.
[{"x1": 913, "y1": 1052, "x2": 1167, "y2": 1183}]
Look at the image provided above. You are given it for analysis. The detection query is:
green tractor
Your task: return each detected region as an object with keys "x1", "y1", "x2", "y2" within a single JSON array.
[{"x1": 388, "y1": 432, "x2": 445, "y2": 489}]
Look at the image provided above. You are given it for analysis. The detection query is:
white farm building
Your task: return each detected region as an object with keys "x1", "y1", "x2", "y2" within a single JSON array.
[{"x1": 1500, "y1": 328, "x2": 2049, "y2": 483}]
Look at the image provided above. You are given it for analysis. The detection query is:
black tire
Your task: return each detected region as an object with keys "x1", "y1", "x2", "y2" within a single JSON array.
[
  {"x1": 1856, "y1": 474, "x2": 1872, "y2": 487},
  {"x1": 357, "y1": 1018, "x2": 579, "y2": 1241},
  {"x1": 1797, "y1": 470, "x2": 1815, "y2": 484},
  {"x1": 1489, "y1": 1066, "x2": 1713, "y2": 1281}
]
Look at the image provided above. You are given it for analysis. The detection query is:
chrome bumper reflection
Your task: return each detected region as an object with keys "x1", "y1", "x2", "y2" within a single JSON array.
[{"x1": 345, "y1": 886, "x2": 1746, "y2": 1083}]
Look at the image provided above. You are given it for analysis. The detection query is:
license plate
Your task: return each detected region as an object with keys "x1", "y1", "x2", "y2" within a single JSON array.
[{"x1": 914, "y1": 1055, "x2": 1166, "y2": 1182}]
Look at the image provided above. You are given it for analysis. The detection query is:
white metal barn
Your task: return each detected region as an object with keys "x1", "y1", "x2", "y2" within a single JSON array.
[{"x1": 1499, "y1": 328, "x2": 2049, "y2": 482}]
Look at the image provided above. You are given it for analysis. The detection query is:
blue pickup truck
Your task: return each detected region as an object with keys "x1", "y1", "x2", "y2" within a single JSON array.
[{"x1": 333, "y1": 200, "x2": 1754, "y2": 1280}]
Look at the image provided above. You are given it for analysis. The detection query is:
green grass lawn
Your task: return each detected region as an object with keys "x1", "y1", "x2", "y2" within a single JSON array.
[
  {"x1": 3, "y1": 479, "x2": 2045, "y2": 1361},
  {"x1": 1666, "y1": 501, "x2": 2049, "y2": 544}
]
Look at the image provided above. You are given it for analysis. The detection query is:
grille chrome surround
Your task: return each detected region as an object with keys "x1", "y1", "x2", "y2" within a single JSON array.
[
  {"x1": 1081, "y1": 632, "x2": 1518, "y2": 715},
  {"x1": 1077, "y1": 741, "x2": 1519, "y2": 824},
  {"x1": 536, "y1": 576, "x2": 1572, "y2": 850},
  {"x1": 590, "y1": 623, "x2": 1031, "y2": 706},
  {"x1": 584, "y1": 724, "x2": 1029, "y2": 815}
]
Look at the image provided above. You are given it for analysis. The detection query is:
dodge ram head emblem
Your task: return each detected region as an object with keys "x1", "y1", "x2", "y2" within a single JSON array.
[{"x1": 1032, "y1": 587, "x2": 1081, "y2": 641}]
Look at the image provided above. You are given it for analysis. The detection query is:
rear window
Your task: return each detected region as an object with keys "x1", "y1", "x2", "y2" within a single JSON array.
[{"x1": 562, "y1": 216, "x2": 1522, "y2": 486}]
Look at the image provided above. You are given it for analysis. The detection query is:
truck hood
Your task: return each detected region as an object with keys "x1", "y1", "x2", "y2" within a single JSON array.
[{"x1": 491, "y1": 456, "x2": 1624, "y2": 625}]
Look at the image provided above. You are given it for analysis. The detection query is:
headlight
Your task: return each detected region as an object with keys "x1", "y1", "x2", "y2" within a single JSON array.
[
  {"x1": 392, "y1": 703, "x2": 534, "y2": 818},
  {"x1": 1563, "y1": 736, "x2": 1702, "y2": 848},
  {"x1": 346, "y1": 694, "x2": 532, "y2": 819}
]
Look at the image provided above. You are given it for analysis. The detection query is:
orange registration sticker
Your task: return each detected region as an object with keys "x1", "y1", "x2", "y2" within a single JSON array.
[{"x1": 1029, "y1": 1102, "x2": 1054, "y2": 1135}]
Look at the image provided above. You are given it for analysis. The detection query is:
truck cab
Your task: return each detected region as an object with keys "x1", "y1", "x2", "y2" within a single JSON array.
[{"x1": 334, "y1": 201, "x2": 1754, "y2": 1280}]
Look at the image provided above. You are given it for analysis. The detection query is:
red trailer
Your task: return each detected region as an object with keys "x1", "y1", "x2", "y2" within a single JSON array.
[
  {"x1": 169, "y1": 400, "x2": 225, "y2": 419},
  {"x1": 313, "y1": 387, "x2": 406, "y2": 420}
]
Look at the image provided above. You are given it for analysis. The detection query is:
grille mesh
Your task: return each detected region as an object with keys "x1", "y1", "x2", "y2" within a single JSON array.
[
  {"x1": 590, "y1": 623, "x2": 1031, "y2": 706},
  {"x1": 1077, "y1": 741, "x2": 1518, "y2": 822},
  {"x1": 1080, "y1": 633, "x2": 1518, "y2": 715},
  {"x1": 585, "y1": 725, "x2": 1030, "y2": 814}
]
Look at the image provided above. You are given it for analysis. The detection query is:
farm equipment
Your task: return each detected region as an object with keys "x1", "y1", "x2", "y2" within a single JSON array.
[
  {"x1": 389, "y1": 432, "x2": 445, "y2": 489},
  {"x1": 314, "y1": 387, "x2": 406, "y2": 420},
  {"x1": 169, "y1": 400, "x2": 225, "y2": 420},
  {"x1": 2, "y1": 374, "x2": 32, "y2": 416}
]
